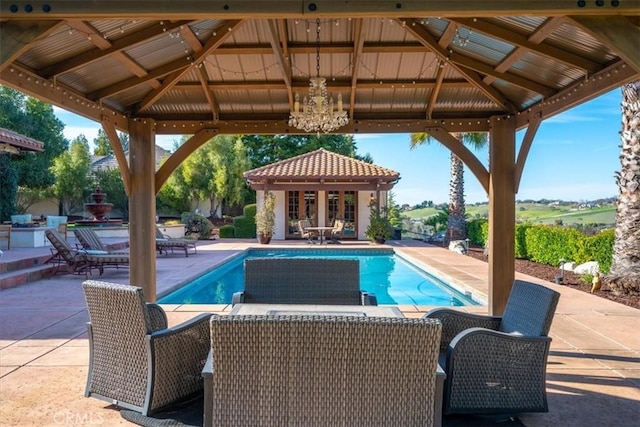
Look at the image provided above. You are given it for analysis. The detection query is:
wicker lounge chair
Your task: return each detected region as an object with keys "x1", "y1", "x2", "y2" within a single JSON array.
[
  {"x1": 45, "y1": 229, "x2": 129, "y2": 277},
  {"x1": 232, "y1": 258, "x2": 377, "y2": 305},
  {"x1": 74, "y1": 227, "x2": 128, "y2": 254},
  {"x1": 204, "y1": 315, "x2": 442, "y2": 427},
  {"x1": 155, "y1": 226, "x2": 197, "y2": 257},
  {"x1": 83, "y1": 280, "x2": 211, "y2": 415},
  {"x1": 424, "y1": 280, "x2": 560, "y2": 416}
]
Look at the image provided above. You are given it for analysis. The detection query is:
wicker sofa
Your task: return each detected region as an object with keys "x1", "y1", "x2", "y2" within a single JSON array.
[
  {"x1": 232, "y1": 258, "x2": 377, "y2": 305},
  {"x1": 424, "y1": 280, "x2": 560, "y2": 416},
  {"x1": 204, "y1": 315, "x2": 442, "y2": 427}
]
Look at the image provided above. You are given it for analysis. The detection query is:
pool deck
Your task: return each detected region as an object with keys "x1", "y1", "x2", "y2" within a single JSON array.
[{"x1": 0, "y1": 238, "x2": 638, "y2": 426}]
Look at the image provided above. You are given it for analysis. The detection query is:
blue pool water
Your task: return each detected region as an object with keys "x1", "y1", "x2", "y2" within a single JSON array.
[{"x1": 158, "y1": 248, "x2": 478, "y2": 306}]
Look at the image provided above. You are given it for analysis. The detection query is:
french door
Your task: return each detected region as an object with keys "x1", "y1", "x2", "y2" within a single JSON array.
[
  {"x1": 326, "y1": 190, "x2": 357, "y2": 239},
  {"x1": 285, "y1": 190, "x2": 318, "y2": 238}
]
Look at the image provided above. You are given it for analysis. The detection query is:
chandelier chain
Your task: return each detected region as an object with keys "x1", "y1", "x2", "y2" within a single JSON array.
[{"x1": 316, "y1": 19, "x2": 321, "y2": 78}]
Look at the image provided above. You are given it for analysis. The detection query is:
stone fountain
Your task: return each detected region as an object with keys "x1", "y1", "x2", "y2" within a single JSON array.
[{"x1": 76, "y1": 186, "x2": 123, "y2": 226}]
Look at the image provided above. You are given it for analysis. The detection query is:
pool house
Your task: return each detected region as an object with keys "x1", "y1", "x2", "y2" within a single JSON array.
[{"x1": 244, "y1": 148, "x2": 400, "y2": 240}]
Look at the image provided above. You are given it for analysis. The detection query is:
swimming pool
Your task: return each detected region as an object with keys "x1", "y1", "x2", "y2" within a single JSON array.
[{"x1": 158, "y1": 248, "x2": 478, "y2": 306}]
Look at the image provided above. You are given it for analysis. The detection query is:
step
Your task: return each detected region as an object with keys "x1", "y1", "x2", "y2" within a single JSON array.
[
  {"x1": 0, "y1": 263, "x2": 57, "y2": 290},
  {"x1": 0, "y1": 253, "x2": 53, "y2": 274}
]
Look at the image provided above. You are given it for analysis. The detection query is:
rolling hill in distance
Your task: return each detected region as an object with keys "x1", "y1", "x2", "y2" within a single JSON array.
[{"x1": 403, "y1": 200, "x2": 617, "y2": 226}]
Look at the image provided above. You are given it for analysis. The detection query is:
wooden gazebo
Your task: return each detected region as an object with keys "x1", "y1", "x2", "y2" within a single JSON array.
[{"x1": 1, "y1": 1, "x2": 638, "y2": 313}]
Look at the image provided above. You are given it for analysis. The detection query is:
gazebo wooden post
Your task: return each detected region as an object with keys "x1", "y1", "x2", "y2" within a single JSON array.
[
  {"x1": 128, "y1": 119, "x2": 157, "y2": 302},
  {"x1": 488, "y1": 115, "x2": 517, "y2": 315}
]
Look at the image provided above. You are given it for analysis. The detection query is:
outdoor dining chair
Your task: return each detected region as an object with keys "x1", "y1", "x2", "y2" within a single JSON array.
[
  {"x1": 424, "y1": 280, "x2": 560, "y2": 416},
  {"x1": 83, "y1": 280, "x2": 211, "y2": 415}
]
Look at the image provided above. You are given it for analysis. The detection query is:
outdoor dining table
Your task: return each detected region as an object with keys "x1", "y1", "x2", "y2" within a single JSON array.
[{"x1": 304, "y1": 226, "x2": 335, "y2": 244}]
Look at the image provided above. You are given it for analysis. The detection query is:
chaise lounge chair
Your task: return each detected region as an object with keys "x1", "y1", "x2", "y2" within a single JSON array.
[
  {"x1": 424, "y1": 280, "x2": 560, "y2": 416},
  {"x1": 45, "y1": 229, "x2": 129, "y2": 277},
  {"x1": 83, "y1": 280, "x2": 211, "y2": 415},
  {"x1": 155, "y1": 226, "x2": 197, "y2": 257},
  {"x1": 232, "y1": 258, "x2": 377, "y2": 305},
  {"x1": 74, "y1": 227, "x2": 128, "y2": 254}
]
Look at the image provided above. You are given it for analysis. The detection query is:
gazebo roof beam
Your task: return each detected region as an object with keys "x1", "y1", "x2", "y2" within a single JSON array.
[
  {"x1": 40, "y1": 20, "x2": 194, "y2": 78},
  {"x1": 402, "y1": 18, "x2": 519, "y2": 113},
  {"x1": 135, "y1": 20, "x2": 243, "y2": 113},
  {"x1": 266, "y1": 19, "x2": 294, "y2": 107},
  {"x1": 4, "y1": 1, "x2": 637, "y2": 19}
]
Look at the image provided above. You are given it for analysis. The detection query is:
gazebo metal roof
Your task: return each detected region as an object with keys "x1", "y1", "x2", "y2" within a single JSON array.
[{"x1": 1, "y1": 1, "x2": 638, "y2": 136}]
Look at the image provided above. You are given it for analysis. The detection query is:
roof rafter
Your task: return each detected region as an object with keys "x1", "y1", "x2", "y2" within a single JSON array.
[
  {"x1": 265, "y1": 19, "x2": 294, "y2": 107},
  {"x1": 451, "y1": 17, "x2": 600, "y2": 74},
  {"x1": 402, "y1": 18, "x2": 518, "y2": 113},
  {"x1": 349, "y1": 19, "x2": 365, "y2": 119},
  {"x1": 40, "y1": 20, "x2": 193, "y2": 78},
  {"x1": 135, "y1": 20, "x2": 243, "y2": 113},
  {"x1": 0, "y1": 20, "x2": 63, "y2": 72}
]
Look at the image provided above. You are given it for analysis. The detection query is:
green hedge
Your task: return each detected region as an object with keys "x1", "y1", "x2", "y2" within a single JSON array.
[
  {"x1": 514, "y1": 223, "x2": 533, "y2": 259},
  {"x1": 232, "y1": 203, "x2": 257, "y2": 238},
  {"x1": 524, "y1": 225, "x2": 582, "y2": 266},
  {"x1": 218, "y1": 224, "x2": 235, "y2": 238},
  {"x1": 574, "y1": 229, "x2": 615, "y2": 273},
  {"x1": 467, "y1": 219, "x2": 488, "y2": 246},
  {"x1": 466, "y1": 219, "x2": 615, "y2": 274}
]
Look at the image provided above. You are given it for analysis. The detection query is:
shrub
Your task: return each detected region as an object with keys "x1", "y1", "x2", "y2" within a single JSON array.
[
  {"x1": 514, "y1": 223, "x2": 533, "y2": 259},
  {"x1": 219, "y1": 224, "x2": 235, "y2": 238},
  {"x1": 181, "y1": 212, "x2": 214, "y2": 240},
  {"x1": 524, "y1": 225, "x2": 582, "y2": 266},
  {"x1": 466, "y1": 219, "x2": 487, "y2": 246},
  {"x1": 233, "y1": 203, "x2": 257, "y2": 238},
  {"x1": 575, "y1": 229, "x2": 615, "y2": 274}
]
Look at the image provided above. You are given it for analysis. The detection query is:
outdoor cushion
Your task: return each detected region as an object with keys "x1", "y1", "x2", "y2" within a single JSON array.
[
  {"x1": 11, "y1": 214, "x2": 32, "y2": 224},
  {"x1": 46, "y1": 215, "x2": 68, "y2": 227}
]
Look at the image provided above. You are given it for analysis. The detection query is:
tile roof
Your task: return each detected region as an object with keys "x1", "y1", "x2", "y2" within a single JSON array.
[
  {"x1": 244, "y1": 148, "x2": 400, "y2": 182},
  {"x1": 0, "y1": 128, "x2": 44, "y2": 154}
]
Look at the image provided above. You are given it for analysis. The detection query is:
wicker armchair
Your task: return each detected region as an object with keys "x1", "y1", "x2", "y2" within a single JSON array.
[
  {"x1": 424, "y1": 280, "x2": 560, "y2": 416},
  {"x1": 204, "y1": 315, "x2": 442, "y2": 427},
  {"x1": 82, "y1": 280, "x2": 211, "y2": 415},
  {"x1": 232, "y1": 258, "x2": 377, "y2": 305}
]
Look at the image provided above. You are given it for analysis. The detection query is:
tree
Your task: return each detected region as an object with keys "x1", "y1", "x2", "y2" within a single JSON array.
[
  {"x1": 50, "y1": 136, "x2": 92, "y2": 215},
  {"x1": 93, "y1": 128, "x2": 130, "y2": 155},
  {"x1": 607, "y1": 81, "x2": 640, "y2": 296},
  {"x1": 0, "y1": 86, "x2": 68, "y2": 192},
  {"x1": 180, "y1": 135, "x2": 250, "y2": 217},
  {"x1": 0, "y1": 154, "x2": 18, "y2": 221},
  {"x1": 410, "y1": 132, "x2": 487, "y2": 242}
]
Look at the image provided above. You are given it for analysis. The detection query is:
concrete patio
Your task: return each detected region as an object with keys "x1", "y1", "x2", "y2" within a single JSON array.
[{"x1": 0, "y1": 238, "x2": 638, "y2": 426}]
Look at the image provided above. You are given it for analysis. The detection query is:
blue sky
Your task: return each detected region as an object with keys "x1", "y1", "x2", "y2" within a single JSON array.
[{"x1": 54, "y1": 89, "x2": 622, "y2": 206}]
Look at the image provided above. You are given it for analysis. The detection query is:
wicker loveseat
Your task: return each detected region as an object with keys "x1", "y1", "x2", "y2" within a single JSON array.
[
  {"x1": 232, "y1": 258, "x2": 377, "y2": 305},
  {"x1": 204, "y1": 315, "x2": 442, "y2": 427},
  {"x1": 424, "y1": 280, "x2": 560, "y2": 416},
  {"x1": 82, "y1": 280, "x2": 211, "y2": 415}
]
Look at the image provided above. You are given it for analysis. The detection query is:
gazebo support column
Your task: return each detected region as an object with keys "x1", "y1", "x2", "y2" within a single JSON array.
[
  {"x1": 488, "y1": 116, "x2": 516, "y2": 315},
  {"x1": 128, "y1": 119, "x2": 157, "y2": 302}
]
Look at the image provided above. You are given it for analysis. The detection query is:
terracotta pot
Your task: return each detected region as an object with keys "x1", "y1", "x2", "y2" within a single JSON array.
[
  {"x1": 257, "y1": 233, "x2": 272, "y2": 244},
  {"x1": 374, "y1": 237, "x2": 386, "y2": 244}
]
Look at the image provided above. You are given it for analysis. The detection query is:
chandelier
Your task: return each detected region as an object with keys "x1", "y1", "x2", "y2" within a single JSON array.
[{"x1": 289, "y1": 19, "x2": 349, "y2": 134}]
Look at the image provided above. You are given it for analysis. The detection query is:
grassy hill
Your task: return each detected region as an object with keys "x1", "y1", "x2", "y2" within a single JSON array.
[{"x1": 404, "y1": 202, "x2": 616, "y2": 226}]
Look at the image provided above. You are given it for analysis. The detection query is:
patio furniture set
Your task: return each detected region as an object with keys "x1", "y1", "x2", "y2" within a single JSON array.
[
  {"x1": 81, "y1": 258, "x2": 560, "y2": 426},
  {"x1": 43, "y1": 225, "x2": 198, "y2": 278},
  {"x1": 298, "y1": 218, "x2": 344, "y2": 244}
]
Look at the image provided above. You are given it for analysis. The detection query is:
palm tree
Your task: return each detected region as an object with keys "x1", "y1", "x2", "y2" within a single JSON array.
[
  {"x1": 410, "y1": 132, "x2": 488, "y2": 243},
  {"x1": 607, "y1": 81, "x2": 640, "y2": 296}
]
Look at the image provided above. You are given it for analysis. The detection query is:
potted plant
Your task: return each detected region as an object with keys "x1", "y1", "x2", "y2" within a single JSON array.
[
  {"x1": 255, "y1": 191, "x2": 276, "y2": 244},
  {"x1": 365, "y1": 205, "x2": 394, "y2": 244}
]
